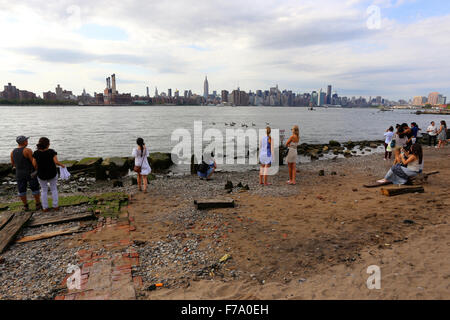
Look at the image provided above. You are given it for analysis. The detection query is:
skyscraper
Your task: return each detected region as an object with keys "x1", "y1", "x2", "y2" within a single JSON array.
[
  {"x1": 428, "y1": 92, "x2": 440, "y2": 105},
  {"x1": 203, "y1": 76, "x2": 209, "y2": 99},
  {"x1": 326, "y1": 85, "x2": 332, "y2": 104}
]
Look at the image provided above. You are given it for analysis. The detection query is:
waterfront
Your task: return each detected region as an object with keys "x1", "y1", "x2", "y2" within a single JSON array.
[{"x1": 0, "y1": 105, "x2": 444, "y2": 163}]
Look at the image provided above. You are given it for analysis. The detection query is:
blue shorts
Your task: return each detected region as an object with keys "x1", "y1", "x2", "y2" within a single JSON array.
[
  {"x1": 197, "y1": 166, "x2": 214, "y2": 178},
  {"x1": 17, "y1": 176, "x2": 40, "y2": 197}
]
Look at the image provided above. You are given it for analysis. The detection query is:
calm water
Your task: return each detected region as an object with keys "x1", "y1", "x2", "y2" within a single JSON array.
[{"x1": 0, "y1": 105, "x2": 442, "y2": 163}]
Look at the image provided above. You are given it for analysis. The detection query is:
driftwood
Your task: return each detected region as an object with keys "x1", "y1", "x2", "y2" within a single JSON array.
[
  {"x1": 0, "y1": 212, "x2": 15, "y2": 231},
  {"x1": 381, "y1": 186, "x2": 425, "y2": 197},
  {"x1": 16, "y1": 226, "x2": 81, "y2": 243},
  {"x1": 27, "y1": 212, "x2": 95, "y2": 227},
  {"x1": 194, "y1": 198, "x2": 235, "y2": 210},
  {"x1": 408, "y1": 171, "x2": 439, "y2": 185},
  {"x1": 0, "y1": 212, "x2": 33, "y2": 253}
]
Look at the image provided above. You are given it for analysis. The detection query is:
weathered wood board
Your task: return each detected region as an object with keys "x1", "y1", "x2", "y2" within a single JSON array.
[
  {"x1": 381, "y1": 186, "x2": 425, "y2": 197},
  {"x1": 0, "y1": 212, "x2": 33, "y2": 253},
  {"x1": 16, "y1": 226, "x2": 81, "y2": 243},
  {"x1": 194, "y1": 198, "x2": 235, "y2": 210},
  {"x1": 27, "y1": 212, "x2": 95, "y2": 227},
  {"x1": 0, "y1": 212, "x2": 15, "y2": 231}
]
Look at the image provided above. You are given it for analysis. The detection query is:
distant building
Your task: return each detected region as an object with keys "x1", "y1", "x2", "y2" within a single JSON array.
[
  {"x1": 203, "y1": 76, "x2": 209, "y2": 99},
  {"x1": 412, "y1": 96, "x2": 427, "y2": 106},
  {"x1": 102, "y1": 74, "x2": 132, "y2": 105},
  {"x1": 168, "y1": 88, "x2": 172, "y2": 98},
  {"x1": 43, "y1": 91, "x2": 57, "y2": 101},
  {"x1": 0, "y1": 83, "x2": 36, "y2": 100},
  {"x1": 229, "y1": 88, "x2": 249, "y2": 106},
  {"x1": 221, "y1": 90, "x2": 229, "y2": 102},
  {"x1": 428, "y1": 92, "x2": 440, "y2": 105},
  {"x1": 326, "y1": 85, "x2": 332, "y2": 104}
]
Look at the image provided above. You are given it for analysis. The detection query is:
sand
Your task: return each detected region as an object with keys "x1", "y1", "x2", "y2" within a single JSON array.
[{"x1": 123, "y1": 146, "x2": 449, "y2": 300}]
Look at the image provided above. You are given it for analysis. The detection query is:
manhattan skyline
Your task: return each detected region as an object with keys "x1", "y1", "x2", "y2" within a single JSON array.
[{"x1": 1, "y1": 0, "x2": 450, "y2": 100}]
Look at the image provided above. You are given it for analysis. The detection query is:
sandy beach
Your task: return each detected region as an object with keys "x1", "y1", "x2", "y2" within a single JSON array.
[{"x1": 0, "y1": 147, "x2": 448, "y2": 300}]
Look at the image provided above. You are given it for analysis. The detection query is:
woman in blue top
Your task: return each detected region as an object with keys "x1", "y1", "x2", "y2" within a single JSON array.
[
  {"x1": 259, "y1": 126, "x2": 273, "y2": 186},
  {"x1": 197, "y1": 152, "x2": 216, "y2": 180}
]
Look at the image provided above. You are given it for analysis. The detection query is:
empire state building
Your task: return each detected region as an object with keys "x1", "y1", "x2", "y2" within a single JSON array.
[{"x1": 203, "y1": 76, "x2": 209, "y2": 99}]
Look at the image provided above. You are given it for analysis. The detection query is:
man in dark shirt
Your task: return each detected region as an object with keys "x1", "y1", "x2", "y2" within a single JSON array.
[{"x1": 10, "y1": 136, "x2": 42, "y2": 211}]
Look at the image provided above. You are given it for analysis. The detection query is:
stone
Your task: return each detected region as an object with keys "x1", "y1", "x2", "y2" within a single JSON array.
[
  {"x1": 319, "y1": 170, "x2": 325, "y2": 176},
  {"x1": 148, "y1": 153, "x2": 173, "y2": 172},
  {"x1": 0, "y1": 164, "x2": 13, "y2": 180},
  {"x1": 113, "y1": 180, "x2": 123, "y2": 188},
  {"x1": 224, "y1": 181, "x2": 233, "y2": 190},
  {"x1": 329, "y1": 140, "x2": 341, "y2": 147}
]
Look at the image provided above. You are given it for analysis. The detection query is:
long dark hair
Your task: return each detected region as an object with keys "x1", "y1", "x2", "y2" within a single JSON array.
[
  {"x1": 36, "y1": 137, "x2": 50, "y2": 150},
  {"x1": 411, "y1": 143, "x2": 423, "y2": 165},
  {"x1": 441, "y1": 120, "x2": 447, "y2": 128},
  {"x1": 136, "y1": 138, "x2": 145, "y2": 157}
]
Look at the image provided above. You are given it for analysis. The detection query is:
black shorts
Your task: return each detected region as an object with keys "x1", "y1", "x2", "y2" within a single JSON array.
[{"x1": 17, "y1": 176, "x2": 40, "y2": 196}]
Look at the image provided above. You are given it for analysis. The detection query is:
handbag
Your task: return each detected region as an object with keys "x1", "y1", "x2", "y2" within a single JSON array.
[
  {"x1": 30, "y1": 170, "x2": 38, "y2": 179},
  {"x1": 134, "y1": 148, "x2": 146, "y2": 173},
  {"x1": 390, "y1": 139, "x2": 396, "y2": 148}
]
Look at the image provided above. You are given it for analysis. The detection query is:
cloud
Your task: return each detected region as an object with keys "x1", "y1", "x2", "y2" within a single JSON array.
[{"x1": 0, "y1": 0, "x2": 449, "y2": 99}]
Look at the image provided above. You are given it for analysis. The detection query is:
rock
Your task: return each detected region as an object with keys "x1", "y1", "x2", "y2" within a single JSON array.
[
  {"x1": 346, "y1": 141, "x2": 356, "y2": 149},
  {"x1": 131, "y1": 177, "x2": 138, "y2": 185},
  {"x1": 322, "y1": 146, "x2": 329, "y2": 152},
  {"x1": 331, "y1": 171, "x2": 337, "y2": 175},
  {"x1": 237, "y1": 182, "x2": 243, "y2": 188},
  {"x1": 319, "y1": 170, "x2": 325, "y2": 176},
  {"x1": 225, "y1": 181, "x2": 233, "y2": 190},
  {"x1": 73, "y1": 157, "x2": 102, "y2": 170},
  {"x1": 329, "y1": 140, "x2": 341, "y2": 147},
  {"x1": 403, "y1": 220, "x2": 415, "y2": 225},
  {"x1": 370, "y1": 143, "x2": 378, "y2": 148},
  {"x1": 344, "y1": 150, "x2": 353, "y2": 158},
  {"x1": 101, "y1": 157, "x2": 130, "y2": 179},
  {"x1": 113, "y1": 180, "x2": 123, "y2": 188},
  {"x1": 60, "y1": 160, "x2": 78, "y2": 170},
  {"x1": 0, "y1": 163, "x2": 13, "y2": 179},
  {"x1": 148, "y1": 152, "x2": 173, "y2": 172},
  {"x1": 147, "y1": 174, "x2": 156, "y2": 182},
  {"x1": 310, "y1": 154, "x2": 319, "y2": 161}
]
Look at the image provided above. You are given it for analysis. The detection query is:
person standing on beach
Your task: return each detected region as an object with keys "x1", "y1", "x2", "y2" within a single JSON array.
[
  {"x1": 383, "y1": 126, "x2": 394, "y2": 160},
  {"x1": 10, "y1": 136, "x2": 42, "y2": 211},
  {"x1": 259, "y1": 126, "x2": 273, "y2": 186},
  {"x1": 32, "y1": 137, "x2": 65, "y2": 212},
  {"x1": 132, "y1": 138, "x2": 151, "y2": 192},
  {"x1": 436, "y1": 120, "x2": 448, "y2": 149},
  {"x1": 427, "y1": 121, "x2": 438, "y2": 147},
  {"x1": 410, "y1": 122, "x2": 420, "y2": 144},
  {"x1": 286, "y1": 125, "x2": 300, "y2": 185}
]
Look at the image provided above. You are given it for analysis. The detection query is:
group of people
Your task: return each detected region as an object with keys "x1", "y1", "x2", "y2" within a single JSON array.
[
  {"x1": 10, "y1": 119, "x2": 447, "y2": 210},
  {"x1": 378, "y1": 119, "x2": 448, "y2": 185},
  {"x1": 258, "y1": 125, "x2": 300, "y2": 186},
  {"x1": 10, "y1": 136, "x2": 65, "y2": 212}
]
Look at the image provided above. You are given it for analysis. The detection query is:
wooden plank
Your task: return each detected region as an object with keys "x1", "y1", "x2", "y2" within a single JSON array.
[
  {"x1": 27, "y1": 212, "x2": 95, "y2": 227},
  {"x1": 16, "y1": 226, "x2": 81, "y2": 243},
  {"x1": 194, "y1": 198, "x2": 235, "y2": 210},
  {"x1": 0, "y1": 212, "x2": 14, "y2": 231},
  {"x1": 381, "y1": 186, "x2": 425, "y2": 197},
  {"x1": 0, "y1": 212, "x2": 33, "y2": 253},
  {"x1": 363, "y1": 181, "x2": 392, "y2": 188}
]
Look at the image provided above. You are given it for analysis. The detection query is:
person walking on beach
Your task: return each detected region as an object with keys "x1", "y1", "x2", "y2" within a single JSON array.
[
  {"x1": 132, "y1": 138, "x2": 151, "y2": 192},
  {"x1": 10, "y1": 136, "x2": 42, "y2": 211},
  {"x1": 410, "y1": 122, "x2": 420, "y2": 144},
  {"x1": 436, "y1": 120, "x2": 448, "y2": 149},
  {"x1": 286, "y1": 125, "x2": 300, "y2": 185},
  {"x1": 32, "y1": 137, "x2": 65, "y2": 212},
  {"x1": 383, "y1": 126, "x2": 394, "y2": 160},
  {"x1": 427, "y1": 121, "x2": 438, "y2": 147},
  {"x1": 259, "y1": 126, "x2": 273, "y2": 186}
]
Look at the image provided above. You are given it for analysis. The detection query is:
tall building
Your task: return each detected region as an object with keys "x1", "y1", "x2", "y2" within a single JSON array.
[
  {"x1": 168, "y1": 88, "x2": 172, "y2": 98},
  {"x1": 146, "y1": 87, "x2": 149, "y2": 98},
  {"x1": 326, "y1": 85, "x2": 332, "y2": 104},
  {"x1": 438, "y1": 95, "x2": 447, "y2": 105},
  {"x1": 412, "y1": 96, "x2": 427, "y2": 106},
  {"x1": 428, "y1": 92, "x2": 440, "y2": 105},
  {"x1": 318, "y1": 89, "x2": 326, "y2": 106},
  {"x1": 221, "y1": 90, "x2": 229, "y2": 102},
  {"x1": 203, "y1": 76, "x2": 209, "y2": 99},
  {"x1": 154, "y1": 87, "x2": 159, "y2": 97}
]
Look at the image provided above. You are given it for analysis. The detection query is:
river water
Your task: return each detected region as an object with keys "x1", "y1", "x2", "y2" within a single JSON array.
[{"x1": 0, "y1": 105, "x2": 442, "y2": 164}]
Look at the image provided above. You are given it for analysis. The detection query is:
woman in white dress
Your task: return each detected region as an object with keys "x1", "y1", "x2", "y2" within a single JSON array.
[
  {"x1": 286, "y1": 125, "x2": 300, "y2": 185},
  {"x1": 132, "y1": 138, "x2": 151, "y2": 192},
  {"x1": 259, "y1": 126, "x2": 273, "y2": 186}
]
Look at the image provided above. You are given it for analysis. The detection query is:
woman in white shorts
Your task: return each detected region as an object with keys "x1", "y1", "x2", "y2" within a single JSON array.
[{"x1": 132, "y1": 138, "x2": 151, "y2": 192}]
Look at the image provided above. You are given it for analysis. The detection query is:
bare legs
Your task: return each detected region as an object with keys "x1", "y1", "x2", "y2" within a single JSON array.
[
  {"x1": 287, "y1": 162, "x2": 296, "y2": 184},
  {"x1": 259, "y1": 164, "x2": 271, "y2": 185},
  {"x1": 137, "y1": 174, "x2": 148, "y2": 192}
]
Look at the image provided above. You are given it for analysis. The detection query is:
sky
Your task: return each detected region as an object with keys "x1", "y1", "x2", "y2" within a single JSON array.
[{"x1": 0, "y1": 0, "x2": 449, "y2": 100}]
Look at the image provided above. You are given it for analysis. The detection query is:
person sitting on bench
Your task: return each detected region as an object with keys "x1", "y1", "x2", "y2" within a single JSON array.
[{"x1": 377, "y1": 143, "x2": 423, "y2": 185}]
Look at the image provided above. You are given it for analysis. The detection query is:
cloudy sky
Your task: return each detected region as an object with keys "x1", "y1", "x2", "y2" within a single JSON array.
[{"x1": 0, "y1": 0, "x2": 449, "y2": 100}]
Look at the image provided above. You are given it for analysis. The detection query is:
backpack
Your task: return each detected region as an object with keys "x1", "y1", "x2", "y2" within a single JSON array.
[
  {"x1": 198, "y1": 161, "x2": 209, "y2": 174},
  {"x1": 390, "y1": 139, "x2": 396, "y2": 148}
]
